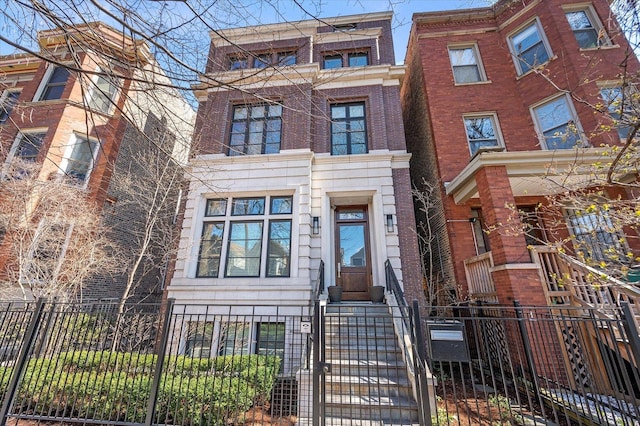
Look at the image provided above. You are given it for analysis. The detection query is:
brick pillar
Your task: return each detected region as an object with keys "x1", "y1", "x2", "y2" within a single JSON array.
[{"x1": 475, "y1": 166, "x2": 547, "y2": 306}]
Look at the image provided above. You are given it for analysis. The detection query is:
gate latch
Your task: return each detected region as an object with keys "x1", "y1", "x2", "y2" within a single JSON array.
[{"x1": 318, "y1": 362, "x2": 332, "y2": 374}]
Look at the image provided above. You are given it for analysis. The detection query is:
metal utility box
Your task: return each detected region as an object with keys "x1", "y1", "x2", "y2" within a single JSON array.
[{"x1": 426, "y1": 321, "x2": 470, "y2": 362}]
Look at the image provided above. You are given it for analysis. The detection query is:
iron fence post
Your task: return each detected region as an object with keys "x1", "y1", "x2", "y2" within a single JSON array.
[
  {"x1": 514, "y1": 300, "x2": 540, "y2": 397},
  {"x1": 620, "y1": 302, "x2": 640, "y2": 368},
  {"x1": 144, "y1": 298, "x2": 174, "y2": 426},
  {"x1": 0, "y1": 298, "x2": 46, "y2": 426},
  {"x1": 411, "y1": 300, "x2": 432, "y2": 426},
  {"x1": 312, "y1": 299, "x2": 320, "y2": 426}
]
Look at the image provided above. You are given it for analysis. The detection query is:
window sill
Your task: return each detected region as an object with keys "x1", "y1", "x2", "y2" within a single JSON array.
[
  {"x1": 454, "y1": 80, "x2": 492, "y2": 87},
  {"x1": 579, "y1": 44, "x2": 619, "y2": 52},
  {"x1": 515, "y1": 56, "x2": 557, "y2": 80}
]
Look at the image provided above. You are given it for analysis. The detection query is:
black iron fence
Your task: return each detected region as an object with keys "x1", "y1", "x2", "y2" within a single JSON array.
[
  {"x1": 1, "y1": 296, "x2": 639, "y2": 426},
  {"x1": 0, "y1": 299, "x2": 312, "y2": 426},
  {"x1": 421, "y1": 303, "x2": 640, "y2": 425}
]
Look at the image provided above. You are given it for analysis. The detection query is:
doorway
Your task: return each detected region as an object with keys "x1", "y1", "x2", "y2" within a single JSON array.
[{"x1": 335, "y1": 206, "x2": 372, "y2": 301}]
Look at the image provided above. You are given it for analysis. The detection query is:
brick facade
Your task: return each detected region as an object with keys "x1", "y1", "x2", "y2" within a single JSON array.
[{"x1": 403, "y1": 0, "x2": 640, "y2": 305}]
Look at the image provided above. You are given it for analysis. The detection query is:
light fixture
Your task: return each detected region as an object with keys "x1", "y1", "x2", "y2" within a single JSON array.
[
  {"x1": 312, "y1": 216, "x2": 320, "y2": 235},
  {"x1": 386, "y1": 214, "x2": 394, "y2": 233}
]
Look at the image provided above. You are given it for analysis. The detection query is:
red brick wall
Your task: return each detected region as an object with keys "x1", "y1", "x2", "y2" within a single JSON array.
[{"x1": 403, "y1": 0, "x2": 640, "y2": 300}]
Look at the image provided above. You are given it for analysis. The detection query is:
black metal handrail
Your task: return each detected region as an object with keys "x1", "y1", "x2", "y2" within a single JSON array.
[{"x1": 384, "y1": 260, "x2": 432, "y2": 424}]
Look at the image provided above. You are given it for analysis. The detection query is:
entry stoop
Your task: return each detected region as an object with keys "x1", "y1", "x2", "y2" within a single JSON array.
[{"x1": 323, "y1": 303, "x2": 420, "y2": 426}]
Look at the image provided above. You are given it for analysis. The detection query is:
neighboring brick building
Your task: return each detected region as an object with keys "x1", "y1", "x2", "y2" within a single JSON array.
[
  {"x1": 167, "y1": 10, "x2": 424, "y2": 334},
  {"x1": 0, "y1": 23, "x2": 194, "y2": 302},
  {"x1": 402, "y1": 0, "x2": 640, "y2": 306}
]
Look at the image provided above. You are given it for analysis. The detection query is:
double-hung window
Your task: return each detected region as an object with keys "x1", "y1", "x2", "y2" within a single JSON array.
[
  {"x1": 600, "y1": 87, "x2": 635, "y2": 139},
  {"x1": 196, "y1": 196, "x2": 293, "y2": 278},
  {"x1": 449, "y1": 46, "x2": 485, "y2": 84},
  {"x1": 61, "y1": 135, "x2": 99, "y2": 182},
  {"x1": 566, "y1": 8, "x2": 608, "y2": 49},
  {"x1": 463, "y1": 114, "x2": 503, "y2": 156},
  {"x1": 566, "y1": 207, "x2": 627, "y2": 264},
  {"x1": 532, "y1": 95, "x2": 582, "y2": 150},
  {"x1": 0, "y1": 90, "x2": 20, "y2": 124},
  {"x1": 509, "y1": 20, "x2": 551, "y2": 75},
  {"x1": 229, "y1": 104, "x2": 282, "y2": 156},
  {"x1": 37, "y1": 66, "x2": 70, "y2": 101},
  {"x1": 331, "y1": 102, "x2": 367, "y2": 155},
  {"x1": 88, "y1": 72, "x2": 119, "y2": 114},
  {"x1": 12, "y1": 132, "x2": 46, "y2": 163}
]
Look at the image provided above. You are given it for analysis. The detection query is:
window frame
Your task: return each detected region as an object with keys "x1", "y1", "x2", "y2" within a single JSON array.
[
  {"x1": 507, "y1": 18, "x2": 553, "y2": 76},
  {"x1": 330, "y1": 102, "x2": 368, "y2": 155},
  {"x1": 4, "y1": 130, "x2": 47, "y2": 177},
  {"x1": 228, "y1": 103, "x2": 283, "y2": 156},
  {"x1": 323, "y1": 50, "x2": 370, "y2": 69},
  {"x1": 196, "y1": 195, "x2": 294, "y2": 279},
  {"x1": 531, "y1": 94, "x2": 585, "y2": 150},
  {"x1": 564, "y1": 4, "x2": 610, "y2": 49},
  {"x1": 35, "y1": 65, "x2": 70, "y2": 101},
  {"x1": 86, "y1": 69, "x2": 120, "y2": 114},
  {"x1": 599, "y1": 85, "x2": 635, "y2": 140},
  {"x1": 565, "y1": 205, "x2": 628, "y2": 264},
  {"x1": 0, "y1": 89, "x2": 21, "y2": 124},
  {"x1": 462, "y1": 113, "x2": 504, "y2": 156},
  {"x1": 229, "y1": 55, "x2": 249, "y2": 70},
  {"x1": 448, "y1": 44, "x2": 487, "y2": 85},
  {"x1": 59, "y1": 133, "x2": 100, "y2": 185}
]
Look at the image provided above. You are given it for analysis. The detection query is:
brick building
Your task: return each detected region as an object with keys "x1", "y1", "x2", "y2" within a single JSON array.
[
  {"x1": 167, "y1": 10, "x2": 424, "y2": 342},
  {"x1": 0, "y1": 22, "x2": 195, "y2": 302},
  {"x1": 402, "y1": 0, "x2": 640, "y2": 306}
]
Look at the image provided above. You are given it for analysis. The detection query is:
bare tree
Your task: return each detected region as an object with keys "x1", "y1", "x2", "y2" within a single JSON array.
[{"x1": 0, "y1": 161, "x2": 121, "y2": 301}]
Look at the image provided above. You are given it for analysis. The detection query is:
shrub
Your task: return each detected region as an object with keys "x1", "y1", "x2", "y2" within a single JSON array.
[{"x1": 8, "y1": 350, "x2": 281, "y2": 425}]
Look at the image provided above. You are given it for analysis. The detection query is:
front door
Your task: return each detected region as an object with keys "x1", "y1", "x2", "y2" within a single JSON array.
[{"x1": 335, "y1": 206, "x2": 371, "y2": 301}]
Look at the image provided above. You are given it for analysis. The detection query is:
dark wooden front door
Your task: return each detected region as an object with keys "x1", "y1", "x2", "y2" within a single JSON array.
[{"x1": 335, "y1": 206, "x2": 371, "y2": 301}]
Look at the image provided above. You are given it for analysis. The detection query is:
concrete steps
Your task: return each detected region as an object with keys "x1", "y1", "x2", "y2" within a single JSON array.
[{"x1": 323, "y1": 303, "x2": 419, "y2": 425}]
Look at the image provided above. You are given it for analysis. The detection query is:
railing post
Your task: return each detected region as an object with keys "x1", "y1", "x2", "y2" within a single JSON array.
[
  {"x1": 620, "y1": 302, "x2": 640, "y2": 368},
  {"x1": 411, "y1": 300, "x2": 432, "y2": 426},
  {"x1": 514, "y1": 300, "x2": 540, "y2": 397},
  {"x1": 0, "y1": 298, "x2": 46, "y2": 426},
  {"x1": 144, "y1": 298, "x2": 175, "y2": 426},
  {"x1": 312, "y1": 299, "x2": 321, "y2": 426}
]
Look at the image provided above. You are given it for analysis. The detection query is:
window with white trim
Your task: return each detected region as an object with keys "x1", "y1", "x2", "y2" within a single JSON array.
[
  {"x1": 87, "y1": 71, "x2": 119, "y2": 114},
  {"x1": 565, "y1": 7, "x2": 608, "y2": 49},
  {"x1": 61, "y1": 135, "x2": 99, "y2": 182},
  {"x1": 508, "y1": 20, "x2": 551, "y2": 75},
  {"x1": 0, "y1": 89, "x2": 20, "y2": 124},
  {"x1": 37, "y1": 66, "x2": 70, "y2": 101},
  {"x1": 600, "y1": 86, "x2": 635, "y2": 139},
  {"x1": 196, "y1": 196, "x2": 293, "y2": 278},
  {"x1": 185, "y1": 322, "x2": 214, "y2": 358},
  {"x1": 449, "y1": 45, "x2": 486, "y2": 84},
  {"x1": 11, "y1": 132, "x2": 46, "y2": 163},
  {"x1": 463, "y1": 114, "x2": 503, "y2": 156},
  {"x1": 532, "y1": 95, "x2": 583, "y2": 149}
]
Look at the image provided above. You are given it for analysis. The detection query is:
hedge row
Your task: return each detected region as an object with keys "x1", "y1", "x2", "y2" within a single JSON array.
[{"x1": 0, "y1": 351, "x2": 281, "y2": 425}]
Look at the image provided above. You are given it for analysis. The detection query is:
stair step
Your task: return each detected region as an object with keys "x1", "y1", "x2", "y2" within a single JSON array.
[
  {"x1": 325, "y1": 351, "x2": 403, "y2": 362},
  {"x1": 325, "y1": 304, "x2": 390, "y2": 316},
  {"x1": 327, "y1": 360, "x2": 407, "y2": 376},
  {"x1": 325, "y1": 395, "x2": 419, "y2": 422},
  {"x1": 297, "y1": 417, "x2": 420, "y2": 426},
  {"x1": 326, "y1": 376, "x2": 412, "y2": 397}
]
